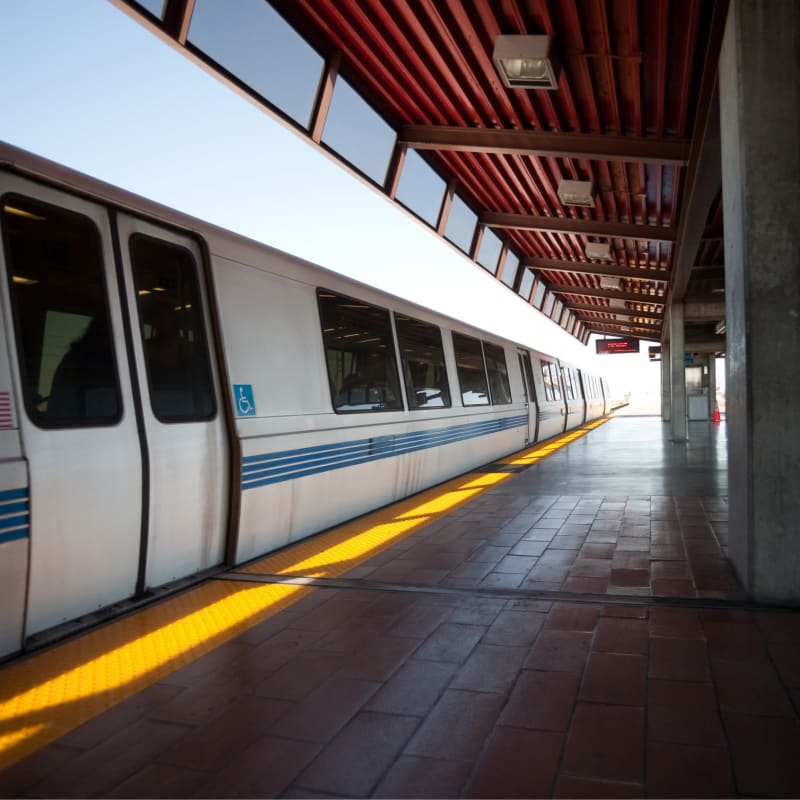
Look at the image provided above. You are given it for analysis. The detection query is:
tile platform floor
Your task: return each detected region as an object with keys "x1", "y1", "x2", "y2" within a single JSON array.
[{"x1": 2, "y1": 417, "x2": 799, "y2": 798}]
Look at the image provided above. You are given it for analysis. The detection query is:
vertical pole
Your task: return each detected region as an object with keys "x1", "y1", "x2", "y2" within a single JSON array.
[
  {"x1": 669, "y1": 303, "x2": 687, "y2": 441},
  {"x1": 708, "y1": 355, "x2": 717, "y2": 418},
  {"x1": 661, "y1": 338, "x2": 671, "y2": 422}
]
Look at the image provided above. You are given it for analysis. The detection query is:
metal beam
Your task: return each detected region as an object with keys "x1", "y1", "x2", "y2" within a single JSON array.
[
  {"x1": 568, "y1": 302, "x2": 664, "y2": 321},
  {"x1": 398, "y1": 125, "x2": 691, "y2": 165},
  {"x1": 684, "y1": 300, "x2": 726, "y2": 321},
  {"x1": 522, "y1": 256, "x2": 669, "y2": 282},
  {"x1": 481, "y1": 212, "x2": 677, "y2": 242},
  {"x1": 545, "y1": 283, "x2": 666, "y2": 304}
]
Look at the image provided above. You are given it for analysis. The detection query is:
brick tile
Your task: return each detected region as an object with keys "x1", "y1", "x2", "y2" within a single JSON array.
[
  {"x1": 570, "y1": 558, "x2": 613, "y2": 578},
  {"x1": 647, "y1": 741, "x2": 735, "y2": 799},
  {"x1": 483, "y1": 609, "x2": 547, "y2": 647},
  {"x1": 464, "y1": 727, "x2": 563, "y2": 798},
  {"x1": 510, "y1": 539, "x2": 549, "y2": 557},
  {"x1": 194, "y1": 735, "x2": 321, "y2": 798},
  {"x1": 724, "y1": 713, "x2": 800, "y2": 797},
  {"x1": 562, "y1": 577, "x2": 609, "y2": 594},
  {"x1": 107, "y1": 764, "x2": 207, "y2": 798},
  {"x1": 242, "y1": 627, "x2": 328, "y2": 674},
  {"x1": 755, "y1": 611, "x2": 800, "y2": 642},
  {"x1": 366, "y1": 659, "x2": 456, "y2": 716},
  {"x1": 579, "y1": 543, "x2": 616, "y2": 559},
  {"x1": 524, "y1": 630, "x2": 592, "y2": 673},
  {"x1": 450, "y1": 643, "x2": 527, "y2": 694},
  {"x1": 650, "y1": 544, "x2": 686, "y2": 560},
  {"x1": 161, "y1": 695, "x2": 292, "y2": 770},
  {"x1": 649, "y1": 637, "x2": 711, "y2": 682},
  {"x1": 651, "y1": 578, "x2": 696, "y2": 597},
  {"x1": 0, "y1": 744, "x2": 81, "y2": 799},
  {"x1": 609, "y1": 568, "x2": 650, "y2": 586},
  {"x1": 294, "y1": 711, "x2": 418, "y2": 797},
  {"x1": 390, "y1": 602, "x2": 453, "y2": 638},
  {"x1": 269, "y1": 676, "x2": 380, "y2": 742},
  {"x1": 612, "y1": 552, "x2": 650, "y2": 569},
  {"x1": 549, "y1": 535, "x2": 586, "y2": 550},
  {"x1": 468, "y1": 544, "x2": 510, "y2": 564},
  {"x1": 703, "y1": 621, "x2": 768, "y2": 662},
  {"x1": 649, "y1": 607, "x2": 704, "y2": 639},
  {"x1": 615, "y1": 539, "x2": 650, "y2": 552},
  {"x1": 413, "y1": 622, "x2": 485, "y2": 663},
  {"x1": 336, "y1": 634, "x2": 421, "y2": 682},
  {"x1": 593, "y1": 617, "x2": 648, "y2": 655},
  {"x1": 255, "y1": 650, "x2": 347, "y2": 700},
  {"x1": 647, "y1": 680, "x2": 725, "y2": 746},
  {"x1": 480, "y1": 571, "x2": 524, "y2": 589},
  {"x1": 769, "y1": 642, "x2": 800, "y2": 688},
  {"x1": 403, "y1": 689, "x2": 504, "y2": 762},
  {"x1": 711, "y1": 659, "x2": 796, "y2": 716},
  {"x1": 499, "y1": 670, "x2": 580, "y2": 731},
  {"x1": 372, "y1": 755, "x2": 471, "y2": 798},
  {"x1": 547, "y1": 602, "x2": 601, "y2": 631},
  {"x1": 651, "y1": 560, "x2": 691, "y2": 579},
  {"x1": 555, "y1": 776, "x2": 643, "y2": 797},
  {"x1": 561, "y1": 704, "x2": 644, "y2": 783},
  {"x1": 538, "y1": 549, "x2": 579, "y2": 566},
  {"x1": 579, "y1": 652, "x2": 646, "y2": 706},
  {"x1": 30, "y1": 719, "x2": 189, "y2": 798},
  {"x1": 601, "y1": 604, "x2": 648, "y2": 619}
]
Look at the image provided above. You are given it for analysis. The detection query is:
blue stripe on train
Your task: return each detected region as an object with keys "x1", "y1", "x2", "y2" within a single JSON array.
[
  {"x1": 242, "y1": 414, "x2": 528, "y2": 491},
  {"x1": 0, "y1": 488, "x2": 29, "y2": 544}
]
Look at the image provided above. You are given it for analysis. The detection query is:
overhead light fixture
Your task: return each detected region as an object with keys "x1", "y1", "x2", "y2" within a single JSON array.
[
  {"x1": 493, "y1": 35, "x2": 560, "y2": 90},
  {"x1": 586, "y1": 242, "x2": 612, "y2": 260},
  {"x1": 558, "y1": 180, "x2": 596, "y2": 208},
  {"x1": 609, "y1": 298, "x2": 626, "y2": 309},
  {"x1": 600, "y1": 275, "x2": 620, "y2": 289}
]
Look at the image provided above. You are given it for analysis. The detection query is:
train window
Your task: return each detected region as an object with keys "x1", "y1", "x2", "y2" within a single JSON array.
[
  {"x1": 322, "y1": 77, "x2": 396, "y2": 186},
  {"x1": 563, "y1": 367, "x2": 576, "y2": 400},
  {"x1": 444, "y1": 194, "x2": 478, "y2": 254},
  {"x1": 395, "y1": 314, "x2": 451, "y2": 409},
  {"x1": 395, "y1": 149, "x2": 447, "y2": 228},
  {"x1": 477, "y1": 229, "x2": 503, "y2": 275},
  {"x1": 540, "y1": 359, "x2": 562, "y2": 402},
  {"x1": 188, "y1": 0, "x2": 324, "y2": 129},
  {"x1": 2, "y1": 195, "x2": 121, "y2": 427},
  {"x1": 500, "y1": 250, "x2": 519, "y2": 288},
  {"x1": 452, "y1": 333, "x2": 489, "y2": 406},
  {"x1": 317, "y1": 290, "x2": 402, "y2": 413},
  {"x1": 483, "y1": 342, "x2": 512, "y2": 404},
  {"x1": 130, "y1": 235, "x2": 216, "y2": 422},
  {"x1": 518, "y1": 268, "x2": 534, "y2": 301}
]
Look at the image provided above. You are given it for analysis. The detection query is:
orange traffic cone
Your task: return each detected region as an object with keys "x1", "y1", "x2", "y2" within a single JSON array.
[{"x1": 712, "y1": 403, "x2": 721, "y2": 424}]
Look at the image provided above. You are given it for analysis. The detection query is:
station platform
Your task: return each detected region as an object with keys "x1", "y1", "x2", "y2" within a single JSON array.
[{"x1": 1, "y1": 415, "x2": 799, "y2": 798}]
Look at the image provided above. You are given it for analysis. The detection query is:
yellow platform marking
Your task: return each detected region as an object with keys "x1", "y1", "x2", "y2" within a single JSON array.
[{"x1": 0, "y1": 415, "x2": 608, "y2": 771}]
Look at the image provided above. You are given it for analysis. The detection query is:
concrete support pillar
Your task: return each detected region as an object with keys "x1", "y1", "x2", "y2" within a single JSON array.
[
  {"x1": 708, "y1": 356, "x2": 717, "y2": 418},
  {"x1": 669, "y1": 304, "x2": 686, "y2": 441},
  {"x1": 720, "y1": 0, "x2": 800, "y2": 603},
  {"x1": 661, "y1": 339, "x2": 671, "y2": 422}
]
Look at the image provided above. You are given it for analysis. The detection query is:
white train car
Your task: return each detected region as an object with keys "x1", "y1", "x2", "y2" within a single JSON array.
[{"x1": 0, "y1": 144, "x2": 608, "y2": 659}]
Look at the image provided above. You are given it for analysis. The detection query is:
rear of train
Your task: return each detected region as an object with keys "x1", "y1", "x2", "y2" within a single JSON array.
[{"x1": 0, "y1": 144, "x2": 609, "y2": 660}]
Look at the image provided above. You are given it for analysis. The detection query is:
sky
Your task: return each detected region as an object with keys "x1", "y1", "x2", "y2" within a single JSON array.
[{"x1": 0, "y1": 0, "x2": 658, "y2": 391}]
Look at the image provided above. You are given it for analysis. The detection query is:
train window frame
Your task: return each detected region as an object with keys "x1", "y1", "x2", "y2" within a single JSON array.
[
  {"x1": 451, "y1": 332, "x2": 490, "y2": 406},
  {"x1": 1, "y1": 193, "x2": 123, "y2": 429},
  {"x1": 317, "y1": 288, "x2": 403, "y2": 414},
  {"x1": 394, "y1": 313, "x2": 451, "y2": 410},
  {"x1": 129, "y1": 234, "x2": 218, "y2": 424},
  {"x1": 482, "y1": 341, "x2": 512, "y2": 404}
]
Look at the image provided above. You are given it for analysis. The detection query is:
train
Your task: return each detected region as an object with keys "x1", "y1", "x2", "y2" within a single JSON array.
[{"x1": 0, "y1": 143, "x2": 609, "y2": 659}]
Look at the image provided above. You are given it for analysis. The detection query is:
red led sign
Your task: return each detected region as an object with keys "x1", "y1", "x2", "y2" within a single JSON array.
[{"x1": 596, "y1": 337, "x2": 640, "y2": 355}]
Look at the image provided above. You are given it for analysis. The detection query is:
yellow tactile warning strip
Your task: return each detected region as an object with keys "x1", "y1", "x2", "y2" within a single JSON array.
[{"x1": 0, "y1": 416, "x2": 608, "y2": 771}]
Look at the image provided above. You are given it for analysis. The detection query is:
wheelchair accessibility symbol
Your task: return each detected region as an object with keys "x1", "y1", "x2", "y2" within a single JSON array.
[{"x1": 233, "y1": 384, "x2": 256, "y2": 417}]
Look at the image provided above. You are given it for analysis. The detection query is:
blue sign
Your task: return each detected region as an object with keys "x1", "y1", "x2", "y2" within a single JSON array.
[
  {"x1": 684, "y1": 354, "x2": 694, "y2": 366},
  {"x1": 233, "y1": 384, "x2": 256, "y2": 417}
]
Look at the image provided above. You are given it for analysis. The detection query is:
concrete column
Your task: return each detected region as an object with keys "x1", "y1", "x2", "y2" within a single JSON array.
[
  {"x1": 661, "y1": 338, "x2": 671, "y2": 422},
  {"x1": 669, "y1": 304, "x2": 686, "y2": 441},
  {"x1": 720, "y1": 0, "x2": 800, "y2": 603},
  {"x1": 708, "y1": 356, "x2": 717, "y2": 418}
]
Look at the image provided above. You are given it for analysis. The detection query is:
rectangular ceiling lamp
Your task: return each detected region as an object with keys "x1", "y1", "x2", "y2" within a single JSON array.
[
  {"x1": 600, "y1": 275, "x2": 620, "y2": 289},
  {"x1": 586, "y1": 242, "x2": 612, "y2": 260},
  {"x1": 558, "y1": 179, "x2": 596, "y2": 207},
  {"x1": 493, "y1": 35, "x2": 559, "y2": 90}
]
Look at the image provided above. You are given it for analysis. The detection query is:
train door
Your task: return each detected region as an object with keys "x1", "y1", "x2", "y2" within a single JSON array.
[
  {"x1": 517, "y1": 349, "x2": 538, "y2": 443},
  {"x1": 0, "y1": 180, "x2": 143, "y2": 637},
  {"x1": 115, "y1": 215, "x2": 228, "y2": 588}
]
